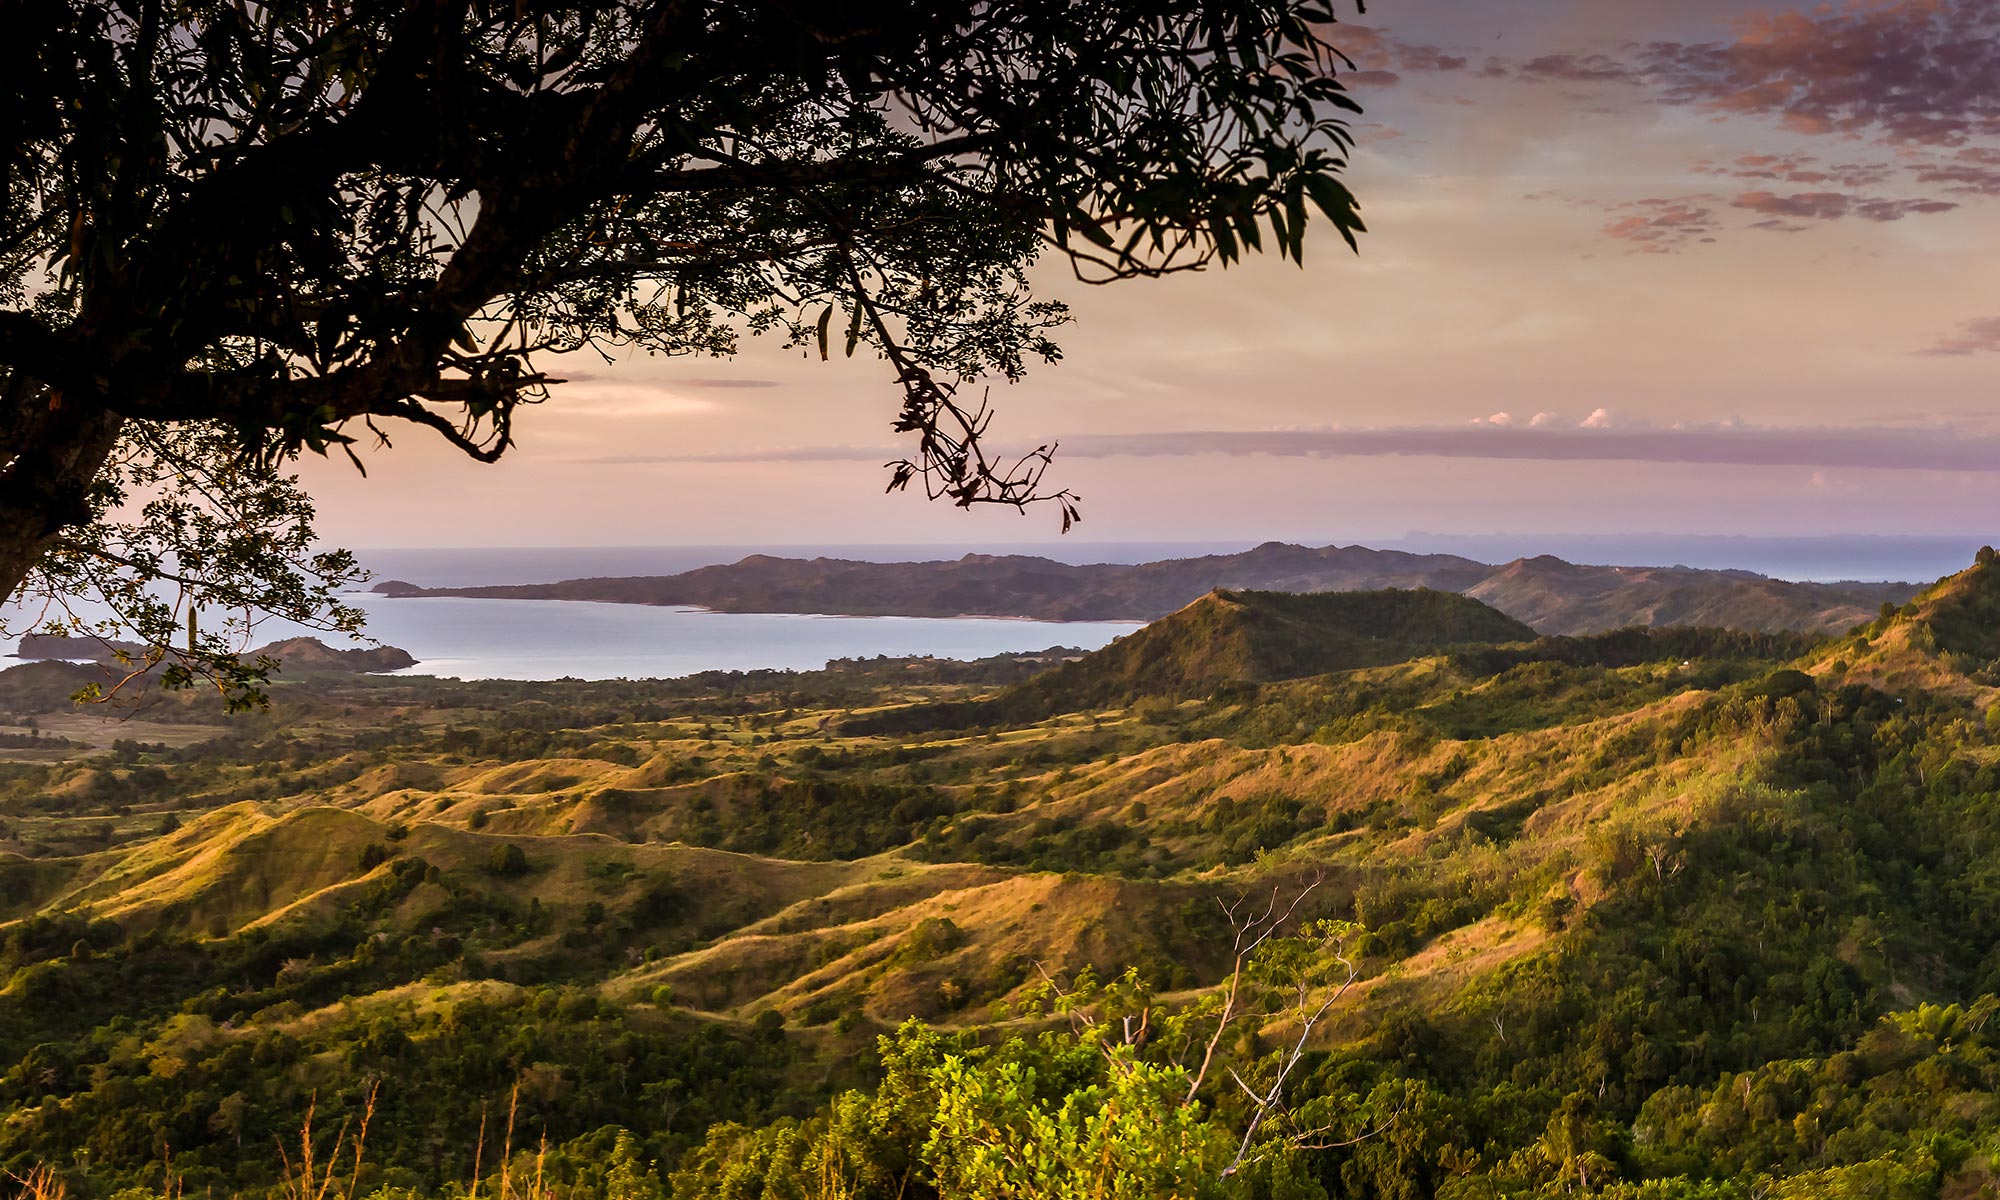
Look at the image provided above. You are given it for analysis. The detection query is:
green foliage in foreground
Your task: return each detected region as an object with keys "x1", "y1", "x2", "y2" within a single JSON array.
[
  {"x1": 671, "y1": 991, "x2": 2000, "y2": 1200},
  {"x1": 673, "y1": 1021, "x2": 1232, "y2": 1200},
  {"x1": 32, "y1": 990, "x2": 2000, "y2": 1200}
]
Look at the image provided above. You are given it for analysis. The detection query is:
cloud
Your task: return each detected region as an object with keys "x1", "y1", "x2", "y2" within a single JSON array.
[
  {"x1": 1601, "y1": 197, "x2": 1721, "y2": 252},
  {"x1": 549, "y1": 369, "x2": 781, "y2": 389},
  {"x1": 610, "y1": 422, "x2": 2000, "y2": 474},
  {"x1": 1730, "y1": 189, "x2": 1960, "y2": 224},
  {"x1": 1913, "y1": 146, "x2": 2000, "y2": 194},
  {"x1": 1333, "y1": 24, "x2": 1473, "y2": 86},
  {"x1": 1594, "y1": 183, "x2": 1958, "y2": 252},
  {"x1": 1921, "y1": 316, "x2": 2000, "y2": 356},
  {"x1": 1643, "y1": 1, "x2": 2000, "y2": 146},
  {"x1": 1491, "y1": 4, "x2": 1998, "y2": 248},
  {"x1": 1518, "y1": 53, "x2": 1641, "y2": 85},
  {"x1": 1694, "y1": 153, "x2": 1898, "y2": 189},
  {"x1": 549, "y1": 382, "x2": 717, "y2": 417},
  {"x1": 1732, "y1": 190, "x2": 1855, "y2": 221},
  {"x1": 1855, "y1": 197, "x2": 1959, "y2": 220},
  {"x1": 1402, "y1": 51, "x2": 1469, "y2": 73}
]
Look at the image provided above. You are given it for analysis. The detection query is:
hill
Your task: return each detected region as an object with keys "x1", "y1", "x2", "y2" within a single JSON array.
[
  {"x1": 5, "y1": 557, "x2": 2000, "y2": 1197},
  {"x1": 1810, "y1": 548, "x2": 2000, "y2": 695},
  {"x1": 373, "y1": 541, "x2": 1914, "y2": 634},
  {"x1": 1008, "y1": 587, "x2": 1535, "y2": 712},
  {"x1": 250, "y1": 636, "x2": 418, "y2": 674},
  {"x1": 1887, "y1": 549, "x2": 2000, "y2": 663},
  {"x1": 14, "y1": 634, "x2": 416, "y2": 674},
  {"x1": 1464, "y1": 555, "x2": 1902, "y2": 634}
]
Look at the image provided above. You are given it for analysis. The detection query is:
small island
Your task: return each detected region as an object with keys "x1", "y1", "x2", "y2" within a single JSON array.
[{"x1": 16, "y1": 633, "x2": 417, "y2": 674}]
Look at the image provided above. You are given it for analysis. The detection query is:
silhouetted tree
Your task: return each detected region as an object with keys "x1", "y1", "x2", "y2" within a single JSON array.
[{"x1": 0, "y1": 0, "x2": 1369, "y2": 697}]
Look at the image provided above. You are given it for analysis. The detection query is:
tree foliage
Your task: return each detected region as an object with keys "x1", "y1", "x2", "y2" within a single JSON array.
[{"x1": 0, "y1": 0, "x2": 1370, "y2": 691}]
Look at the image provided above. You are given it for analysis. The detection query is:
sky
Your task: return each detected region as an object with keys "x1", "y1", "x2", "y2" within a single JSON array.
[{"x1": 302, "y1": 0, "x2": 2000, "y2": 550}]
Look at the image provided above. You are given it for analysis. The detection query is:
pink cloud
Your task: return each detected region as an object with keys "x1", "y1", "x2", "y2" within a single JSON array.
[
  {"x1": 1922, "y1": 316, "x2": 2000, "y2": 356},
  {"x1": 1644, "y1": 1, "x2": 2000, "y2": 146},
  {"x1": 1601, "y1": 198, "x2": 1722, "y2": 252},
  {"x1": 1733, "y1": 190, "x2": 1854, "y2": 221}
]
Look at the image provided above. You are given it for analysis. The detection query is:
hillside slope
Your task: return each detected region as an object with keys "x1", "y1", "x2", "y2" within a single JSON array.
[
  {"x1": 1464, "y1": 556, "x2": 1899, "y2": 635},
  {"x1": 7, "y1": 558, "x2": 2000, "y2": 1197},
  {"x1": 1009, "y1": 587, "x2": 1535, "y2": 711},
  {"x1": 1811, "y1": 550, "x2": 2000, "y2": 695}
]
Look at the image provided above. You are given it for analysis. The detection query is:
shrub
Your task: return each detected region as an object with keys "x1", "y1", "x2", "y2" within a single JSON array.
[{"x1": 488, "y1": 843, "x2": 529, "y2": 877}]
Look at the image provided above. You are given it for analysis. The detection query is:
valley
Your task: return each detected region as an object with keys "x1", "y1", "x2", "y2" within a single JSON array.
[{"x1": 3, "y1": 563, "x2": 2000, "y2": 1196}]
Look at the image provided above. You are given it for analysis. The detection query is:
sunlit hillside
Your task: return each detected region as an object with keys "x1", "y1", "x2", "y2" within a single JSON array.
[{"x1": 1, "y1": 579, "x2": 1998, "y2": 1195}]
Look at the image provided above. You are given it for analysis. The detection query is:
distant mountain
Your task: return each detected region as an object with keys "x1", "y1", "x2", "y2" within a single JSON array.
[
  {"x1": 374, "y1": 542, "x2": 1495, "y2": 620},
  {"x1": 16, "y1": 633, "x2": 147, "y2": 661},
  {"x1": 1463, "y1": 555, "x2": 1905, "y2": 635},
  {"x1": 375, "y1": 541, "x2": 1917, "y2": 635}
]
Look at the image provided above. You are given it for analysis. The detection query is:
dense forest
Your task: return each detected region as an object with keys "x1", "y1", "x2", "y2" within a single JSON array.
[{"x1": 3, "y1": 565, "x2": 2000, "y2": 1197}]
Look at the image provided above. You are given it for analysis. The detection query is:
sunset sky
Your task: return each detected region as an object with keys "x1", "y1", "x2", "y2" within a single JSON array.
[{"x1": 304, "y1": 0, "x2": 2000, "y2": 550}]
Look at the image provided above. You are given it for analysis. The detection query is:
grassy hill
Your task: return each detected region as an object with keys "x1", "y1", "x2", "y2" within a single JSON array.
[
  {"x1": 843, "y1": 586, "x2": 1538, "y2": 734},
  {"x1": 1011, "y1": 586, "x2": 1536, "y2": 709},
  {"x1": 1807, "y1": 550, "x2": 2000, "y2": 697},
  {"x1": 0, "y1": 559, "x2": 1999, "y2": 1196}
]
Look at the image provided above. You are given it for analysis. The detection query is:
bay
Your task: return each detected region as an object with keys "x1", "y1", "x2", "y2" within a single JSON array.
[{"x1": 342, "y1": 594, "x2": 1139, "y2": 681}]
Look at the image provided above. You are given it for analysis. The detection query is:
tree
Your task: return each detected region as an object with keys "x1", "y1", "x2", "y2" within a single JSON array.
[
  {"x1": 0, "y1": 0, "x2": 1368, "y2": 694},
  {"x1": 488, "y1": 843, "x2": 530, "y2": 877},
  {"x1": 925, "y1": 1040, "x2": 1230, "y2": 1200},
  {"x1": 668, "y1": 880, "x2": 1379, "y2": 1199}
]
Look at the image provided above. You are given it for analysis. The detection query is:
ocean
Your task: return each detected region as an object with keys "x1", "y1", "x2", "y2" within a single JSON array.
[{"x1": 342, "y1": 595, "x2": 1139, "y2": 682}]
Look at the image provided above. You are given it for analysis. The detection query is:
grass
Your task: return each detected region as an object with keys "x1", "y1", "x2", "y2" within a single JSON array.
[
  {"x1": 0, "y1": 589, "x2": 1926, "y2": 1194},
  {"x1": 0, "y1": 663, "x2": 1769, "y2": 1025}
]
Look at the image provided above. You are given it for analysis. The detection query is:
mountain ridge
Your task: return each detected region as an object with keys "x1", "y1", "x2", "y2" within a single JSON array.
[{"x1": 371, "y1": 541, "x2": 1916, "y2": 635}]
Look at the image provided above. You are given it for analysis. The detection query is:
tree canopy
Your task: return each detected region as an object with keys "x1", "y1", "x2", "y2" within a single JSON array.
[{"x1": 0, "y1": 0, "x2": 1368, "y2": 696}]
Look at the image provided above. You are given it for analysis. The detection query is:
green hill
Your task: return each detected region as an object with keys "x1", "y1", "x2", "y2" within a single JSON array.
[
  {"x1": 10, "y1": 562, "x2": 2000, "y2": 1198},
  {"x1": 982, "y1": 586, "x2": 1534, "y2": 722},
  {"x1": 1891, "y1": 550, "x2": 2000, "y2": 660},
  {"x1": 1812, "y1": 549, "x2": 2000, "y2": 693},
  {"x1": 845, "y1": 587, "x2": 1538, "y2": 734}
]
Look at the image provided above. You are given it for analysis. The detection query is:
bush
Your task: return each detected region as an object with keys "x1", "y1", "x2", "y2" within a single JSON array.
[{"x1": 488, "y1": 843, "x2": 529, "y2": 877}]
